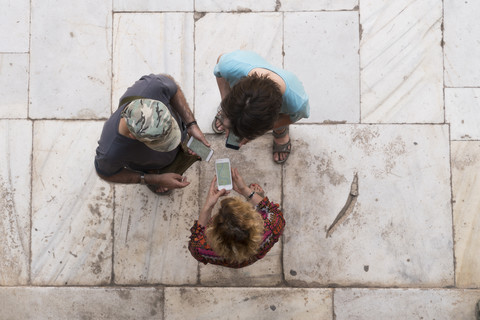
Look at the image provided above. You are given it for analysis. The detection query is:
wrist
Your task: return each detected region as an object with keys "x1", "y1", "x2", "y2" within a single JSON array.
[
  {"x1": 246, "y1": 190, "x2": 256, "y2": 200},
  {"x1": 139, "y1": 173, "x2": 146, "y2": 185},
  {"x1": 186, "y1": 120, "x2": 197, "y2": 129},
  {"x1": 241, "y1": 187, "x2": 252, "y2": 198}
]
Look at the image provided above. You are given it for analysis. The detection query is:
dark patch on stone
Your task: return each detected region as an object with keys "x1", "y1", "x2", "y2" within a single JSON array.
[
  {"x1": 275, "y1": 0, "x2": 282, "y2": 11},
  {"x1": 194, "y1": 12, "x2": 207, "y2": 21},
  {"x1": 270, "y1": 305, "x2": 276, "y2": 311},
  {"x1": 364, "y1": 265, "x2": 369, "y2": 272},
  {"x1": 117, "y1": 290, "x2": 132, "y2": 300},
  {"x1": 290, "y1": 269, "x2": 297, "y2": 276}
]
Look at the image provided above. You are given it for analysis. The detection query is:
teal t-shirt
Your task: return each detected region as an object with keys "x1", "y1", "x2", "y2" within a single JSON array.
[{"x1": 214, "y1": 50, "x2": 310, "y2": 122}]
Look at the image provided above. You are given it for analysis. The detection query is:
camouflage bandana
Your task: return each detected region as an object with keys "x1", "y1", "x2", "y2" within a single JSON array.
[{"x1": 121, "y1": 99, "x2": 181, "y2": 152}]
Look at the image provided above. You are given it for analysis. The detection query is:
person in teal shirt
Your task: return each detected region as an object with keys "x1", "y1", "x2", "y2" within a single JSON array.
[{"x1": 212, "y1": 50, "x2": 310, "y2": 164}]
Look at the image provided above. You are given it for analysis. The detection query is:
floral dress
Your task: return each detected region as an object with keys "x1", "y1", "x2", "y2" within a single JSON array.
[{"x1": 188, "y1": 197, "x2": 285, "y2": 268}]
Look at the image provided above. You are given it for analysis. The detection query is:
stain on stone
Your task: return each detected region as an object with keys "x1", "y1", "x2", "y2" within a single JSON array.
[
  {"x1": 70, "y1": 32, "x2": 74, "y2": 37},
  {"x1": 452, "y1": 151, "x2": 478, "y2": 170},
  {"x1": 364, "y1": 265, "x2": 369, "y2": 272},
  {"x1": 91, "y1": 261, "x2": 102, "y2": 274},
  {"x1": 117, "y1": 289, "x2": 132, "y2": 300},
  {"x1": 275, "y1": 0, "x2": 282, "y2": 11},
  {"x1": 88, "y1": 203, "x2": 101, "y2": 217},
  {"x1": 194, "y1": 12, "x2": 207, "y2": 21},
  {"x1": 323, "y1": 120, "x2": 347, "y2": 124},
  {"x1": 359, "y1": 23, "x2": 363, "y2": 40},
  {"x1": 290, "y1": 269, "x2": 297, "y2": 276},
  {"x1": 315, "y1": 156, "x2": 347, "y2": 186},
  {"x1": 270, "y1": 305, "x2": 277, "y2": 311},
  {"x1": 236, "y1": 7, "x2": 252, "y2": 12}
]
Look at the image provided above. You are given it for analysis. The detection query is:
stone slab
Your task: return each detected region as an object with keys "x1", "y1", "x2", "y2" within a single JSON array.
[
  {"x1": 194, "y1": 12, "x2": 283, "y2": 133},
  {"x1": 283, "y1": 124, "x2": 453, "y2": 287},
  {"x1": 114, "y1": 164, "x2": 200, "y2": 285},
  {"x1": 112, "y1": 13, "x2": 194, "y2": 112},
  {"x1": 31, "y1": 121, "x2": 113, "y2": 285},
  {"x1": 335, "y1": 288, "x2": 480, "y2": 320},
  {"x1": 195, "y1": 0, "x2": 278, "y2": 12},
  {"x1": 114, "y1": 0, "x2": 193, "y2": 11},
  {"x1": 0, "y1": 120, "x2": 31, "y2": 285},
  {"x1": 285, "y1": 12, "x2": 359, "y2": 123},
  {"x1": 164, "y1": 287, "x2": 332, "y2": 320},
  {"x1": 0, "y1": 287, "x2": 163, "y2": 319},
  {"x1": 0, "y1": 54, "x2": 29, "y2": 118},
  {"x1": 0, "y1": 0, "x2": 30, "y2": 52},
  {"x1": 280, "y1": 0, "x2": 358, "y2": 11},
  {"x1": 30, "y1": 0, "x2": 112, "y2": 119},
  {"x1": 444, "y1": 0, "x2": 480, "y2": 87},
  {"x1": 360, "y1": 0, "x2": 443, "y2": 123},
  {"x1": 451, "y1": 141, "x2": 480, "y2": 288},
  {"x1": 445, "y1": 88, "x2": 480, "y2": 140},
  {"x1": 197, "y1": 135, "x2": 283, "y2": 286}
]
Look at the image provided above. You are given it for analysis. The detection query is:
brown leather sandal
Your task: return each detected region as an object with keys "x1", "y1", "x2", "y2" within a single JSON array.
[
  {"x1": 272, "y1": 127, "x2": 291, "y2": 164},
  {"x1": 211, "y1": 106, "x2": 225, "y2": 134}
]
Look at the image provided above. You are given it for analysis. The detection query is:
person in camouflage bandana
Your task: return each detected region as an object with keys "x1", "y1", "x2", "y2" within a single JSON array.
[{"x1": 94, "y1": 74, "x2": 209, "y2": 194}]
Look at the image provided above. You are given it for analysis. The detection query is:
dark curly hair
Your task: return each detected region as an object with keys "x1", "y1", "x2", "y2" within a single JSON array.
[{"x1": 221, "y1": 73, "x2": 282, "y2": 141}]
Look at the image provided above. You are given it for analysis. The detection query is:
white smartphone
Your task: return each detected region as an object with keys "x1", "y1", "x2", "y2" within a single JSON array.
[
  {"x1": 187, "y1": 136, "x2": 214, "y2": 162},
  {"x1": 215, "y1": 158, "x2": 233, "y2": 190}
]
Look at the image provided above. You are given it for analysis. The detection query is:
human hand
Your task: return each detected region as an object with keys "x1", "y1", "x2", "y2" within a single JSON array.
[
  {"x1": 204, "y1": 176, "x2": 228, "y2": 209},
  {"x1": 187, "y1": 124, "x2": 211, "y2": 147},
  {"x1": 231, "y1": 168, "x2": 249, "y2": 195},
  {"x1": 239, "y1": 138, "x2": 250, "y2": 147},
  {"x1": 147, "y1": 173, "x2": 190, "y2": 191}
]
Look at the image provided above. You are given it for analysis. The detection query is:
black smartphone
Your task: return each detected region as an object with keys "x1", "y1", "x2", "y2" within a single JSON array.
[{"x1": 226, "y1": 131, "x2": 241, "y2": 150}]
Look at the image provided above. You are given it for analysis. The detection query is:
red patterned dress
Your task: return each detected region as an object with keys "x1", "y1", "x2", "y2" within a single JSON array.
[{"x1": 188, "y1": 197, "x2": 285, "y2": 268}]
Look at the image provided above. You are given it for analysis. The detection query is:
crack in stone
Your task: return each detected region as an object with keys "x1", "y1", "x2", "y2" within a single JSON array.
[{"x1": 326, "y1": 173, "x2": 359, "y2": 238}]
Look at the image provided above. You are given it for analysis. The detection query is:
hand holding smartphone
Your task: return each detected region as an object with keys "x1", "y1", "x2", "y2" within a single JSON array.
[
  {"x1": 215, "y1": 158, "x2": 233, "y2": 190},
  {"x1": 187, "y1": 136, "x2": 214, "y2": 161}
]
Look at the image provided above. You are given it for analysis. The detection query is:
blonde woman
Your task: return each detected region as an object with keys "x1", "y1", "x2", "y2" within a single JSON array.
[{"x1": 188, "y1": 168, "x2": 285, "y2": 268}]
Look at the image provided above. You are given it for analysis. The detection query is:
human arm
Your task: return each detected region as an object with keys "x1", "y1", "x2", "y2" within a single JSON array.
[
  {"x1": 96, "y1": 168, "x2": 190, "y2": 189},
  {"x1": 165, "y1": 75, "x2": 210, "y2": 148},
  {"x1": 198, "y1": 176, "x2": 228, "y2": 226},
  {"x1": 214, "y1": 54, "x2": 232, "y2": 100},
  {"x1": 231, "y1": 168, "x2": 264, "y2": 206}
]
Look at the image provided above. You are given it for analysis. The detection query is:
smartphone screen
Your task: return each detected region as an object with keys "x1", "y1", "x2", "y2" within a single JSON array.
[
  {"x1": 187, "y1": 137, "x2": 213, "y2": 161},
  {"x1": 215, "y1": 160, "x2": 232, "y2": 189},
  {"x1": 226, "y1": 131, "x2": 241, "y2": 150}
]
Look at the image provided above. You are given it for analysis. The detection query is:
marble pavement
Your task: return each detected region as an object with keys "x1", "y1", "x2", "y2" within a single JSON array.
[{"x1": 1, "y1": 0, "x2": 480, "y2": 319}]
